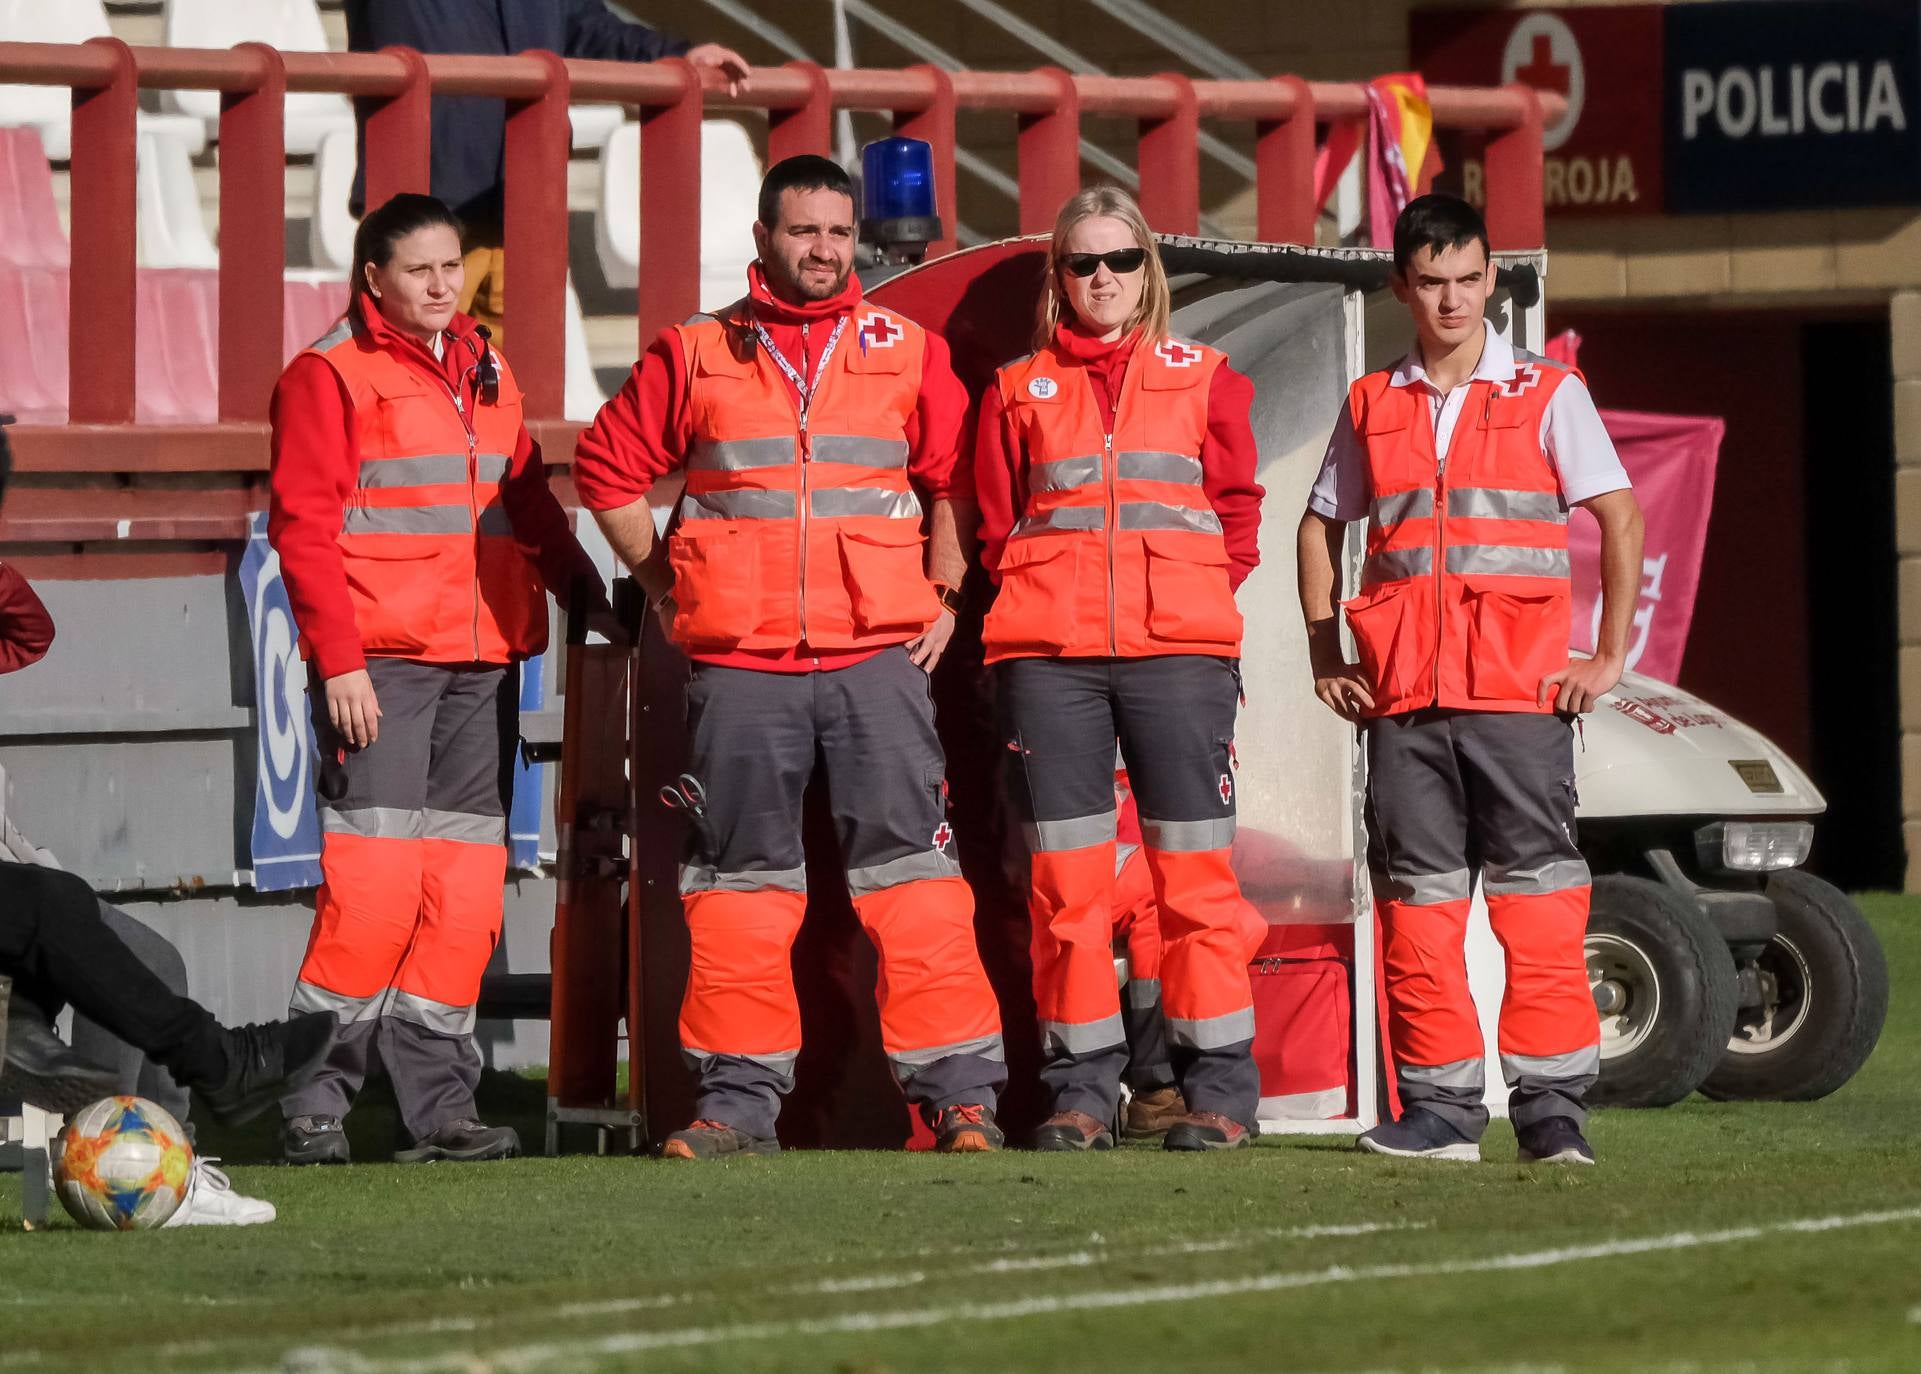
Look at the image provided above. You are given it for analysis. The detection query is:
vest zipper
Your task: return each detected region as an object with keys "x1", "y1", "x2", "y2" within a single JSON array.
[
  {"x1": 1429, "y1": 384, "x2": 1483, "y2": 706},
  {"x1": 439, "y1": 371, "x2": 483, "y2": 662},
  {"x1": 796, "y1": 321, "x2": 811, "y2": 637},
  {"x1": 1104, "y1": 348, "x2": 1137, "y2": 657}
]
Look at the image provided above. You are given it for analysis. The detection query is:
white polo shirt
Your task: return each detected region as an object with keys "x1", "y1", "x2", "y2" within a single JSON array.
[{"x1": 1307, "y1": 320, "x2": 1630, "y2": 522}]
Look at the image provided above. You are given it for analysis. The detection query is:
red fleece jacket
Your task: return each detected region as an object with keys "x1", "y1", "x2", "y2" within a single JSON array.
[
  {"x1": 269, "y1": 301, "x2": 606, "y2": 680},
  {"x1": 974, "y1": 325, "x2": 1264, "y2": 590},
  {"x1": 572, "y1": 265, "x2": 974, "y2": 672},
  {"x1": 0, "y1": 565, "x2": 54, "y2": 675}
]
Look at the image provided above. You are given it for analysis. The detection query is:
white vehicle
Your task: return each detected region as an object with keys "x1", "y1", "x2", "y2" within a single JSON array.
[{"x1": 1580, "y1": 673, "x2": 1886, "y2": 1106}]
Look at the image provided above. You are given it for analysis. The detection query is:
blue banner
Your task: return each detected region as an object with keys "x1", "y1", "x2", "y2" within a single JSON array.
[
  {"x1": 241, "y1": 512, "x2": 324, "y2": 892},
  {"x1": 511, "y1": 655, "x2": 545, "y2": 870}
]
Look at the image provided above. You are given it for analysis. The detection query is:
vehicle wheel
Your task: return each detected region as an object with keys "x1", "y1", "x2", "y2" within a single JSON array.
[
  {"x1": 1699, "y1": 870, "x2": 1888, "y2": 1102},
  {"x1": 1586, "y1": 874, "x2": 1740, "y2": 1107}
]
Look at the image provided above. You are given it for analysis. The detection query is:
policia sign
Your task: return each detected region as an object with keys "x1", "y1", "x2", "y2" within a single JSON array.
[
  {"x1": 1666, "y1": 0, "x2": 1921, "y2": 212},
  {"x1": 1413, "y1": 0, "x2": 1921, "y2": 216}
]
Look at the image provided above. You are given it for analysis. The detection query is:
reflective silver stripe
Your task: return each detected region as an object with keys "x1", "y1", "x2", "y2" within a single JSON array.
[
  {"x1": 890, "y1": 1033, "x2": 1006, "y2": 1077},
  {"x1": 476, "y1": 503, "x2": 515, "y2": 537},
  {"x1": 421, "y1": 809, "x2": 506, "y2": 847},
  {"x1": 1371, "y1": 866, "x2": 1472, "y2": 906},
  {"x1": 679, "y1": 863, "x2": 808, "y2": 896},
  {"x1": 1116, "y1": 450, "x2": 1203, "y2": 485},
  {"x1": 678, "y1": 489, "x2": 798, "y2": 521},
  {"x1": 1039, "y1": 1013, "x2": 1126, "y2": 1056},
  {"x1": 357, "y1": 454, "x2": 468, "y2": 488},
  {"x1": 1023, "y1": 809, "x2": 1118, "y2": 853},
  {"x1": 388, "y1": 989, "x2": 475, "y2": 1037},
  {"x1": 1117, "y1": 502, "x2": 1223, "y2": 535},
  {"x1": 475, "y1": 452, "x2": 511, "y2": 483},
  {"x1": 690, "y1": 437, "x2": 796, "y2": 471},
  {"x1": 291, "y1": 980, "x2": 382, "y2": 1024},
  {"x1": 1370, "y1": 488, "x2": 1434, "y2": 526},
  {"x1": 1013, "y1": 506, "x2": 1104, "y2": 535},
  {"x1": 1141, "y1": 815, "x2": 1236, "y2": 853},
  {"x1": 1123, "y1": 977, "x2": 1162, "y2": 1010},
  {"x1": 682, "y1": 1047, "x2": 800, "y2": 1077},
  {"x1": 1399, "y1": 1056, "x2": 1485, "y2": 1090},
  {"x1": 809, "y1": 487, "x2": 923, "y2": 520},
  {"x1": 1450, "y1": 487, "x2": 1567, "y2": 524},
  {"x1": 1259, "y1": 1085, "x2": 1348, "y2": 1120},
  {"x1": 1484, "y1": 858, "x2": 1592, "y2": 896},
  {"x1": 845, "y1": 848, "x2": 962, "y2": 898},
  {"x1": 1113, "y1": 840, "x2": 1140, "y2": 877},
  {"x1": 1445, "y1": 544, "x2": 1571, "y2": 579},
  {"x1": 1361, "y1": 546, "x2": 1433, "y2": 585},
  {"x1": 1501, "y1": 1045, "x2": 1600, "y2": 1083},
  {"x1": 321, "y1": 806, "x2": 423, "y2": 840},
  {"x1": 1030, "y1": 454, "x2": 1103, "y2": 493},
  {"x1": 342, "y1": 504, "x2": 472, "y2": 536},
  {"x1": 308, "y1": 318, "x2": 353, "y2": 353},
  {"x1": 1166, "y1": 1005, "x2": 1256, "y2": 1051},
  {"x1": 812, "y1": 435, "x2": 910, "y2": 468}
]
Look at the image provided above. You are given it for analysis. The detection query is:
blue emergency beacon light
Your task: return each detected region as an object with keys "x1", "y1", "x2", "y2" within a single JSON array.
[{"x1": 860, "y1": 136, "x2": 943, "y2": 266}]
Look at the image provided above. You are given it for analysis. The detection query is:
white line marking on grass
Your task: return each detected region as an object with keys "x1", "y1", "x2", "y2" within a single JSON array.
[
  {"x1": 1908, "y1": 1303, "x2": 1921, "y2": 1324},
  {"x1": 554, "y1": 1295, "x2": 685, "y2": 1319},
  {"x1": 781, "y1": 1272, "x2": 927, "y2": 1295},
  {"x1": 246, "y1": 1206, "x2": 1921, "y2": 1374}
]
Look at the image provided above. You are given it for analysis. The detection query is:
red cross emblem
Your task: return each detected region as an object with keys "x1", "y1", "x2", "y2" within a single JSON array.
[
  {"x1": 1495, "y1": 362, "x2": 1542, "y2": 399},
  {"x1": 859, "y1": 313, "x2": 901, "y2": 350},
  {"x1": 1156, "y1": 340, "x2": 1200, "y2": 368},
  {"x1": 932, "y1": 821, "x2": 953, "y2": 851},
  {"x1": 1218, "y1": 773, "x2": 1233, "y2": 805}
]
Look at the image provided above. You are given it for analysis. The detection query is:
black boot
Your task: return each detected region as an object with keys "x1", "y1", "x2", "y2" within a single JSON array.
[
  {"x1": 395, "y1": 1118, "x2": 521, "y2": 1164},
  {"x1": 0, "y1": 997, "x2": 119, "y2": 1114},
  {"x1": 196, "y1": 1012, "x2": 338, "y2": 1126}
]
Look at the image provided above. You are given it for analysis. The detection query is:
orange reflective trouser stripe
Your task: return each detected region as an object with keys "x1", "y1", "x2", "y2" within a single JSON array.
[
  {"x1": 678, "y1": 888, "x2": 807, "y2": 1079},
  {"x1": 1030, "y1": 839, "x2": 1127, "y2": 1056},
  {"x1": 1148, "y1": 844, "x2": 1264, "y2": 1051},
  {"x1": 1366, "y1": 708, "x2": 1600, "y2": 1137}
]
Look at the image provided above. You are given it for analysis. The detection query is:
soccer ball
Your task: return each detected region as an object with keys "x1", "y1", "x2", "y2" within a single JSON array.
[{"x1": 52, "y1": 1096, "x2": 194, "y2": 1231}]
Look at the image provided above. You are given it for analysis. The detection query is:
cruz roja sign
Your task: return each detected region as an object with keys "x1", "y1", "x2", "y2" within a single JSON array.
[{"x1": 1411, "y1": 1, "x2": 1921, "y2": 217}]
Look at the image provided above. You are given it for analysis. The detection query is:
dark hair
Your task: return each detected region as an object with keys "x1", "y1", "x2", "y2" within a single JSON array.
[
  {"x1": 757, "y1": 155, "x2": 854, "y2": 228},
  {"x1": 1392, "y1": 193, "x2": 1490, "y2": 277},
  {"x1": 351, "y1": 192, "x2": 462, "y2": 311}
]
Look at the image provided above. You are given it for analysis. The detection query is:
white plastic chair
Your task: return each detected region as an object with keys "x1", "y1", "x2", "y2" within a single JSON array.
[
  {"x1": 0, "y1": 0, "x2": 207, "y2": 162},
  {"x1": 595, "y1": 120, "x2": 760, "y2": 311},
  {"x1": 570, "y1": 105, "x2": 626, "y2": 154},
  {"x1": 563, "y1": 279, "x2": 606, "y2": 423},
  {"x1": 136, "y1": 129, "x2": 218, "y2": 269},
  {"x1": 307, "y1": 125, "x2": 358, "y2": 274},
  {"x1": 159, "y1": 0, "x2": 354, "y2": 156}
]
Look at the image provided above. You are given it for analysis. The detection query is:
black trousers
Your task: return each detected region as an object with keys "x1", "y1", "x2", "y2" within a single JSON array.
[{"x1": 0, "y1": 860, "x2": 225, "y2": 1090}]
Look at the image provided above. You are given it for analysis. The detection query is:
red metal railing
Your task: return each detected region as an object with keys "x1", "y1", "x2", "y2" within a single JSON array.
[{"x1": 0, "y1": 40, "x2": 1557, "y2": 566}]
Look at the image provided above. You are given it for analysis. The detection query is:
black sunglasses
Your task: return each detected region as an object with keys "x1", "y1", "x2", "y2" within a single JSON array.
[{"x1": 1060, "y1": 248, "x2": 1148, "y2": 278}]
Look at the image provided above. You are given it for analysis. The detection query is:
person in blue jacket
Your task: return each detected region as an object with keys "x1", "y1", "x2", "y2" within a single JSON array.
[{"x1": 343, "y1": 0, "x2": 750, "y2": 341}]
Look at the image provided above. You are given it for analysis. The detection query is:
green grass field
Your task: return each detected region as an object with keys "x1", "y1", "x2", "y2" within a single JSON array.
[{"x1": 3, "y1": 899, "x2": 1918, "y2": 1374}]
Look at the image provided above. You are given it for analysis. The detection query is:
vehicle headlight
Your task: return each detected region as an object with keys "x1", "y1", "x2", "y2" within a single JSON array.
[{"x1": 1694, "y1": 820, "x2": 1814, "y2": 874}]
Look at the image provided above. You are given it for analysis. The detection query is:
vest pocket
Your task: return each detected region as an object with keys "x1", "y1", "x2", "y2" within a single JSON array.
[
  {"x1": 668, "y1": 522, "x2": 761, "y2": 647},
  {"x1": 836, "y1": 521, "x2": 937, "y2": 635},
  {"x1": 343, "y1": 542, "x2": 442, "y2": 658},
  {"x1": 1341, "y1": 580, "x2": 1434, "y2": 707},
  {"x1": 1140, "y1": 532, "x2": 1242, "y2": 646},
  {"x1": 983, "y1": 537, "x2": 1078, "y2": 653},
  {"x1": 1462, "y1": 581, "x2": 1568, "y2": 704}
]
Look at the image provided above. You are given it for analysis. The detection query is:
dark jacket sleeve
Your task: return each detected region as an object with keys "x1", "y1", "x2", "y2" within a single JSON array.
[{"x1": 561, "y1": 0, "x2": 692, "y2": 62}]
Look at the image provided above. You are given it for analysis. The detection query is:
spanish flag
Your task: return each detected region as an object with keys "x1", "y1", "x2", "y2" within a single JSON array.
[{"x1": 1313, "y1": 72, "x2": 1445, "y2": 247}]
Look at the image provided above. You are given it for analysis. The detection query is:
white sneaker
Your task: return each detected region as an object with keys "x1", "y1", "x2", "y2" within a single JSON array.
[{"x1": 163, "y1": 1157, "x2": 277, "y2": 1227}]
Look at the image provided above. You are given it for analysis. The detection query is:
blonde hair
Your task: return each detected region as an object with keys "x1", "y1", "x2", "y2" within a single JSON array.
[{"x1": 1034, "y1": 186, "x2": 1171, "y2": 352}]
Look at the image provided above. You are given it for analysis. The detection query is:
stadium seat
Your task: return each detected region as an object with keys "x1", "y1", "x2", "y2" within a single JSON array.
[
  {"x1": 0, "y1": 0, "x2": 208, "y2": 162},
  {"x1": 0, "y1": 127, "x2": 68, "y2": 271},
  {"x1": 158, "y1": 0, "x2": 355, "y2": 157},
  {"x1": 570, "y1": 105, "x2": 627, "y2": 154},
  {"x1": 307, "y1": 126, "x2": 358, "y2": 274},
  {"x1": 564, "y1": 279, "x2": 606, "y2": 423},
  {"x1": 595, "y1": 119, "x2": 760, "y2": 311},
  {"x1": 136, "y1": 130, "x2": 218, "y2": 270}
]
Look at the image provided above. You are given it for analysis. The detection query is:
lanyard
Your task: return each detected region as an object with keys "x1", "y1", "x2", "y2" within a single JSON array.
[{"x1": 751, "y1": 313, "x2": 848, "y2": 428}]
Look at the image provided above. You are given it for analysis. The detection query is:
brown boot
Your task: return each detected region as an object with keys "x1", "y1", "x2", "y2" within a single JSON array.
[
  {"x1": 1031, "y1": 1109, "x2": 1114, "y2": 1151},
  {"x1": 1122, "y1": 1086, "x2": 1188, "y2": 1141}
]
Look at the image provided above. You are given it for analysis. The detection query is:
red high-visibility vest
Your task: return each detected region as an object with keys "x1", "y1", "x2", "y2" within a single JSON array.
[
  {"x1": 983, "y1": 335, "x2": 1243, "y2": 663},
  {"x1": 303, "y1": 319, "x2": 545, "y2": 665},
  {"x1": 665, "y1": 301, "x2": 941, "y2": 653},
  {"x1": 1342, "y1": 351, "x2": 1579, "y2": 716}
]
